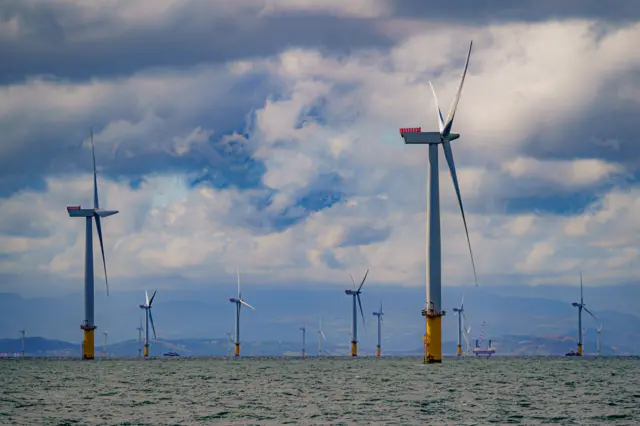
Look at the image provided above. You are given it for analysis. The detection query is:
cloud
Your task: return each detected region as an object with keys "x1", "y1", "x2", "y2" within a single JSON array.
[{"x1": 1, "y1": 9, "x2": 640, "y2": 296}]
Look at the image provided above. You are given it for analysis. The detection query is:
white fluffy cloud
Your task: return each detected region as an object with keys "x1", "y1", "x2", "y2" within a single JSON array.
[{"x1": 1, "y1": 18, "x2": 640, "y2": 295}]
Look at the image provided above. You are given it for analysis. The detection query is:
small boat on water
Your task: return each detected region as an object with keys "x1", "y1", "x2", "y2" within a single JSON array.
[
  {"x1": 565, "y1": 350, "x2": 580, "y2": 356},
  {"x1": 163, "y1": 352, "x2": 180, "y2": 357}
]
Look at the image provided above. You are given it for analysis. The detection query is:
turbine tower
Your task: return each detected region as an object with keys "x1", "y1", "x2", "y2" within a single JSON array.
[
  {"x1": 372, "y1": 301, "x2": 384, "y2": 357},
  {"x1": 317, "y1": 317, "x2": 326, "y2": 357},
  {"x1": 66, "y1": 129, "x2": 119, "y2": 360},
  {"x1": 345, "y1": 269, "x2": 369, "y2": 357},
  {"x1": 571, "y1": 272, "x2": 597, "y2": 356},
  {"x1": 226, "y1": 332, "x2": 233, "y2": 360},
  {"x1": 139, "y1": 290, "x2": 157, "y2": 358},
  {"x1": 452, "y1": 293, "x2": 468, "y2": 357},
  {"x1": 102, "y1": 331, "x2": 108, "y2": 358},
  {"x1": 136, "y1": 318, "x2": 143, "y2": 358},
  {"x1": 400, "y1": 41, "x2": 478, "y2": 364},
  {"x1": 229, "y1": 267, "x2": 256, "y2": 357},
  {"x1": 596, "y1": 323, "x2": 603, "y2": 356},
  {"x1": 19, "y1": 329, "x2": 26, "y2": 359},
  {"x1": 300, "y1": 326, "x2": 306, "y2": 358}
]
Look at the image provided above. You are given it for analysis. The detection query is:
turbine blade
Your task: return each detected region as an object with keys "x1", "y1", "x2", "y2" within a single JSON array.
[
  {"x1": 149, "y1": 309, "x2": 157, "y2": 339},
  {"x1": 443, "y1": 40, "x2": 473, "y2": 136},
  {"x1": 428, "y1": 81, "x2": 445, "y2": 133},
  {"x1": 442, "y1": 141, "x2": 478, "y2": 286},
  {"x1": 580, "y1": 271, "x2": 583, "y2": 304},
  {"x1": 357, "y1": 294, "x2": 366, "y2": 331},
  {"x1": 321, "y1": 330, "x2": 326, "y2": 340},
  {"x1": 149, "y1": 290, "x2": 157, "y2": 306},
  {"x1": 357, "y1": 269, "x2": 369, "y2": 292},
  {"x1": 349, "y1": 272, "x2": 356, "y2": 288},
  {"x1": 461, "y1": 291, "x2": 465, "y2": 310},
  {"x1": 94, "y1": 215, "x2": 109, "y2": 296},
  {"x1": 240, "y1": 299, "x2": 256, "y2": 311},
  {"x1": 237, "y1": 266, "x2": 241, "y2": 299},
  {"x1": 91, "y1": 128, "x2": 99, "y2": 210},
  {"x1": 583, "y1": 306, "x2": 598, "y2": 321},
  {"x1": 145, "y1": 290, "x2": 150, "y2": 306}
]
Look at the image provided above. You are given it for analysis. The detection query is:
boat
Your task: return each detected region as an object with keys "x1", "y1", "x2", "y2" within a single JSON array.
[
  {"x1": 565, "y1": 350, "x2": 581, "y2": 356},
  {"x1": 163, "y1": 351, "x2": 180, "y2": 357}
]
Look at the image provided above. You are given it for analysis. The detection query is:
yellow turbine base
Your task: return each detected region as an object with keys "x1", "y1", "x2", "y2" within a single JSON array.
[
  {"x1": 377, "y1": 346, "x2": 381, "y2": 357},
  {"x1": 82, "y1": 329, "x2": 95, "y2": 360},
  {"x1": 424, "y1": 315, "x2": 442, "y2": 364},
  {"x1": 577, "y1": 344, "x2": 583, "y2": 356},
  {"x1": 235, "y1": 343, "x2": 240, "y2": 357},
  {"x1": 351, "y1": 342, "x2": 357, "y2": 357},
  {"x1": 457, "y1": 344, "x2": 462, "y2": 357},
  {"x1": 144, "y1": 344, "x2": 149, "y2": 358}
]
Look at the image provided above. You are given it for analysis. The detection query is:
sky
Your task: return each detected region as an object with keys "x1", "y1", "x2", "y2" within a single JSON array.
[{"x1": 1, "y1": 0, "x2": 640, "y2": 299}]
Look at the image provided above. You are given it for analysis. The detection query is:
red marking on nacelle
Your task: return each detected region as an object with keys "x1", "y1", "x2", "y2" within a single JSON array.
[
  {"x1": 67, "y1": 206, "x2": 81, "y2": 210},
  {"x1": 399, "y1": 127, "x2": 421, "y2": 135}
]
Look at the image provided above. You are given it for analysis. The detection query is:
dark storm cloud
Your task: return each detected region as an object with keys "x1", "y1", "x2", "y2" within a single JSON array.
[
  {"x1": 0, "y1": 1, "x2": 394, "y2": 84},
  {"x1": 390, "y1": 0, "x2": 640, "y2": 24}
]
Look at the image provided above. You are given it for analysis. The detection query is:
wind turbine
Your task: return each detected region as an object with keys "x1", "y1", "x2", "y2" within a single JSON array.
[
  {"x1": 582, "y1": 327, "x2": 588, "y2": 355},
  {"x1": 464, "y1": 325, "x2": 472, "y2": 356},
  {"x1": 317, "y1": 317, "x2": 326, "y2": 357},
  {"x1": 139, "y1": 290, "x2": 157, "y2": 358},
  {"x1": 372, "y1": 301, "x2": 384, "y2": 357},
  {"x1": 400, "y1": 41, "x2": 478, "y2": 364},
  {"x1": 19, "y1": 329, "x2": 26, "y2": 359},
  {"x1": 345, "y1": 269, "x2": 369, "y2": 357},
  {"x1": 136, "y1": 318, "x2": 143, "y2": 358},
  {"x1": 101, "y1": 331, "x2": 108, "y2": 358},
  {"x1": 229, "y1": 267, "x2": 256, "y2": 357},
  {"x1": 226, "y1": 332, "x2": 233, "y2": 359},
  {"x1": 596, "y1": 323, "x2": 603, "y2": 356},
  {"x1": 66, "y1": 129, "x2": 119, "y2": 360},
  {"x1": 300, "y1": 325, "x2": 306, "y2": 358},
  {"x1": 572, "y1": 272, "x2": 597, "y2": 356},
  {"x1": 452, "y1": 293, "x2": 468, "y2": 357}
]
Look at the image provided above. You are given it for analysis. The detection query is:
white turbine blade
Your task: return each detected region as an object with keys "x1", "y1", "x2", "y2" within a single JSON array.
[
  {"x1": 96, "y1": 209, "x2": 118, "y2": 218},
  {"x1": 240, "y1": 299, "x2": 256, "y2": 311},
  {"x1": 321, "y1": 330, "x2": 326, "y2": 341},
  {"x1": 428, "y1": 81, "x2": 445, "y2": 133},
  {"x1": 91, "y1": 128, "x2": 99, "y2": 210},
  {"x1": 357, "y1": 294, "x2": 366, "y2": 331},
  {"x1": 460, "y1": 291, "x2": 465, "y2": 310},
  {"x1": 149, "y1": 309, "x2": 157, "y2": 339},
  {"x1": 348, "y1": 272, "x2": 356, "y2": 288},
  {"x1": 580, "y1": 271, "x2": 584, "y2": 304},
  {"x1": 236, "y1": 266, "x2": 241, "y2": 299},
  {"x1": 94, "y1": 215, "x2": 110, "y2": 296},
  {"x1": 149, "y1": 290, "x2": 157, "y2": 306},
  {"x1": 145, "y1": 290, "x2": 150, "y2": 306},
  {"x1": 583, "y1": 306, "x2": 598, "y2": 321},
  {"x1": 443, "y1": 40, "x2": 473, "y2": 136},
  {"x1": 442, "y1": 141, "x2": 478, "y2": 286}
]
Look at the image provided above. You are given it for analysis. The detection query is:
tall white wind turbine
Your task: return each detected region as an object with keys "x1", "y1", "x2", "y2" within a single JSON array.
[
  {"x1": 400, "y1": 41, "x2": 478, "y2": 364},
  {"x1": 372, "y1": 301, "x2": 384, "y2": 357},
  {"x1": 344, "y1": 269, "x2": 368, "y2": 357},
  {"x1": 317, "y1": 317, "x2": 326, "y2": 357},
  {"x1": 67, "y1": 129, "x2": 118, "y2": 360},
  {"x1": 229, "y1": 267, "x2": 256, "y2": 357},
  {"x1": 139, "y1": 290, "x2": 157, "y2": 358},
  {"x1": 136, "y1": 318, "x2": 143, "y2": 358},
  {"x1": 19, "y1": 329, "x2": 26, "y2": 359},
  {"x1": 572, "y1": 272, "x2": 597, "y2": 356},
  {"x1": 452, "y1": 293, "x2": 468, "y2": 358},
  {"x1": 300, "y1": 325, "x2": 306, "y2": 358},
  {"x1": 596, "y1": 323, "x2": 603, "y2": 356}
]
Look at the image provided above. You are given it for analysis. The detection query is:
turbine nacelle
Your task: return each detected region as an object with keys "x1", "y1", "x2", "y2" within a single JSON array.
[
  {"x1": 345, "y1": 289, "x2": 360, "y2": 295},
  {"x1": 572, "y1": 302, "x2": 580, "y2": 307}
]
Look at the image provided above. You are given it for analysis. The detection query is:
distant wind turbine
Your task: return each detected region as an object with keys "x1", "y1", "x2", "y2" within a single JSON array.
[
  {"x1": 102, "y1": 331, "x2": 108, "y2": 358},
  {"x1": 572, "y1": 272, "x2": 597, "y2": 356},
  {"x1": 400, "y1": 40, "x2": 477, "y2": 364},
  {"x1": 229, "y1": 267, "x2": 256, "y2": 357},
  {"x1": 452, "y1": 293, "x2": 468, "y2": 357},
  {"x1": 300, "y1": 325, "x2": 306, "y2": 358},
  {"x1": 67, "y1": 128, "x2": 119, "y2": 360},
  {"x1": 139, "y1": 290, "x2": 157, "y2": 358},
  {"x1": 345, "y1": 269, "x2": 369, "y2": 357},
  {"x1": 19, "y1": 329, "x2": 26, "y2": 359},
  {"x1": 372, "y1": 301, "x2": 384, "y2": 357},
  {"x1": 464, "y1": 325, "x2": 472, "y2": 356},
  {"x1": 317, "y1": 317, "x2": 326, "y2": 357},
  {"x1": 596, "y1": 323, "x2": 603, "y2": 357},
  {"x1": 226, "y1": 332, "x2": 233, "y2": 360},
  {"x1": 136, "y1": 318, "x2": 143, "y2": 358},
  {"x1": 582, "y1": 327, "x2": 588, "y2": 355}
]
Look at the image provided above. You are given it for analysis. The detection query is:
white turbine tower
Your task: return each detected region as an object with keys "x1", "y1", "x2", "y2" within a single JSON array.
[
  {"x1": 582, "y1": 327, "x2": 588, "y2": 355},
  {"x1": 452, "y1": 293, "x2": 468, "y2": 358},
  {"x1": 229, "y1": 267, "x2": 256, "y2": 357},
  {"x1": 572, "y1": 272, "x2": 597, "y2": 356},
  {"x1": 139, "y1": 290, "x2": 157, "y2": 358},
  {"x1": 317, "y1": 317, "x2": 327, "y2": 357},
  {"x1": 102, "y1": 331, "x2": 108, "y2": 358},
  {"x1": 596, "y1": 323, "x2": 603, "y2": 356},
  {"x1": 19, "y1": 329, "x2": 26, "y2": 359},
  {"x1": 136, "y1": 318, "x2": 143, "y2": 358},
  {"x1": 400, "y1": 41, "x2": 478, "y2": 364},
  {"x1": 300, "y1": 325, "x2": 306, "y2": 359}
]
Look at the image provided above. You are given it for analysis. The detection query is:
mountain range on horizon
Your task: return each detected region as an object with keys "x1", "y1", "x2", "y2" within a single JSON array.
[{"x1": 2, "y1": 283, "x2": 639, "y2": 355}]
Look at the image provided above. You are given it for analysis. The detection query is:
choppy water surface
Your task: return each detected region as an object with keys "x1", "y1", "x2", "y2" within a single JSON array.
[{"x1": 1, "y1": 357, "x2": 638, "y2": 425}]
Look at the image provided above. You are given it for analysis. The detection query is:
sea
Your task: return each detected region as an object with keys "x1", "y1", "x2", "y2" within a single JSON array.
[{"x1": 1, "y1": 356, "x2": 638, "y2": 425}]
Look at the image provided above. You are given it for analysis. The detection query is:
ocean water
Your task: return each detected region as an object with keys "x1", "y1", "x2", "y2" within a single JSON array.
[{"x1": 1, "y1": 357, "x2": 638, "y2": 425}]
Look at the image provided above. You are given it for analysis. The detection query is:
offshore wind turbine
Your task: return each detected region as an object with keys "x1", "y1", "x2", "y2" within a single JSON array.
[
  {"x1": 317, "y1": 317, "x2": 326, "y2": 357},
  {"x1": 139, "y1": 290, "x2": 157, "y2": 358},
  {"x1": 572, "y1": 272, "x2": 597, "y2": 356},
  {"x1": 300, "y1": 325, "x2": 306, "y2": 358},
  {"x1": 229, "y1": 267, "x2": 256, "y2": 357},
  {"x1": 102, "y1": 332, "x2": 108, "y2": 358},
  {"x1": 452, "y1": 293, "x2": 468, "y2": 357},
  {"x1": 400, "y1": 41, "x2": 478, "y2": 364},
  {"x1": 66, "y1": 129, "x2": 118, "y2": 360},
  {"x1": 19, "y1": 329, "x2": 26, "y2": 359},
  {"x1": 372, "y1": 301, "x2": 384, "y2": 357},
  {"x1": 136, "y1": 318, "x2": 143, "y2": 358},
  {"x1": 345, "y1": 269, "x2": 369, "y2": 357},
  {"x1": 596, "y1": 323, "x2": 603, "y2": 356}
]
